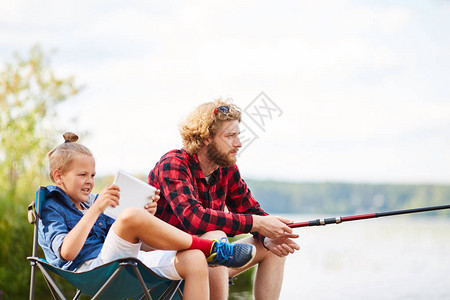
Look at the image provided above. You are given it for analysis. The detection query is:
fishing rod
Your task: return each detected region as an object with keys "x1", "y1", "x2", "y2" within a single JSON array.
[{"x1": 288, "y1": 204, "x2": 450, "y2": 229}]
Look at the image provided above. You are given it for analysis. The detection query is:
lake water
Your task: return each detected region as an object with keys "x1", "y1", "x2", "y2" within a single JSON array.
[{"x1": 279, "y1": 215, "x2": 450, "y2": 299}]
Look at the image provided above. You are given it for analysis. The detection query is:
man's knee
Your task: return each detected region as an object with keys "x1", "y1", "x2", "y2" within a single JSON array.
[
  {"x1": 255, "y1": 248, "x2": 287, "y2": 276},
  {"x1": 246, "y1": 238, "x2": 287, "y2": 268},
  {"x1": 265, "y1": 251, "x2": 287, "y2": 263},
  {"x1": 200, "y1": 230, "x2": 227, "y2": 240}
]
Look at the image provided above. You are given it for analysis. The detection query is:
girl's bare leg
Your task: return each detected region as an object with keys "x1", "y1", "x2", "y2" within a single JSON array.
[
  {"x1": 114, "y1": 208, "x2": 210, "y2": 299},
  {"x1": 113, "y1": 207, "x2": 194, "y2": 250}
]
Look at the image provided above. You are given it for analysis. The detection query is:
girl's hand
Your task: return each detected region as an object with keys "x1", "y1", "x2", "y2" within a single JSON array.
[
  {"x1": 144, "y1": 189, "x2": 160, "y2": 215},
  {"x1": 61, "y1": 184, "x2": 119, "y2": 261},
  {"x1": 92, "y1": 184, "x2": 120, "y2": 213}
]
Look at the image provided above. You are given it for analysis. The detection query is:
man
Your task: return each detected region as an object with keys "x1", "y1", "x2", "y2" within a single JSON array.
[{"x1": 148, "y1": 99, "x2": 299, "y2": 299}]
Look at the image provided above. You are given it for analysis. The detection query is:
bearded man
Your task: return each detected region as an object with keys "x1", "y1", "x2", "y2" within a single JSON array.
[{"x1": 148, "y1": 99, "x2": 299, "y2": 300}]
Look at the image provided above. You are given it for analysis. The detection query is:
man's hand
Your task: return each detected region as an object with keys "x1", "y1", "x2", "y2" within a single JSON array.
[
  {"x1": 252, "y1": 215, "x2": 294, "y2": 239},
  {"x1": 264, "y1": 234, "x2": 300, "y2": 257}
]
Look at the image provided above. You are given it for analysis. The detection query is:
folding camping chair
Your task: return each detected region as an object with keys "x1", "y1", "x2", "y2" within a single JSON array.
[{"x1": 28, "y1": 186, "x2": 184, "y2": 300}]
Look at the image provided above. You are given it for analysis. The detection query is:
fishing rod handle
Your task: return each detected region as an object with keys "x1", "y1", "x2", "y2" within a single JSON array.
[{"x1": 289, "y1": 217, "x2": 342, "y2": 228}]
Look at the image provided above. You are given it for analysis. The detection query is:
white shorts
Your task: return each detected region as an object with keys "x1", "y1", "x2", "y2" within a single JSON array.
[{"x1": 77, "y1": 225, "x2": 181, "y2": 280}]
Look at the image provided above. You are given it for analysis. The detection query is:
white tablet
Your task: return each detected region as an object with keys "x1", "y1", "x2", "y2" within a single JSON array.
[{"x1": 103, "y1": 170, "x2": 156, "y2": 219}]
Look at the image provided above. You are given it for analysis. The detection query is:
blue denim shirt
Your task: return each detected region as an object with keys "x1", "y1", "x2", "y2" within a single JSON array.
[{"x1": 38, "y1": 185, "x2": 115, "y2": 271}]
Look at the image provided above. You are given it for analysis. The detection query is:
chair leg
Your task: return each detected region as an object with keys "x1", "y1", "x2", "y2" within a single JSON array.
[
  {"x1": 91, "y1": 265, "x2": 126, "y2": 300},
  {"x1": 36, "y1": 263, "x2": 67, "y2": 300},
  {"x1": 131, "y1": 264, "x2": 153, "y2": 300},
  {"x1": 72, "y1": 289, "x2": 82, "y2": 300},
  {"x1": 29, "y1": 262, "x2": 36, "y2": 300},
  {"x1": 44, "y1": 279, "x2": 61, "y2": 300},
  {"x1": 158, "y1": 280, "x2": 183, "y2": 300},
  {"x1": 175, "y1": 286, "x2": 183, "y2": 300}
]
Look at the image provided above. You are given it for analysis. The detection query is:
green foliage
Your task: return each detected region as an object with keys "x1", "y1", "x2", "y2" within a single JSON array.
[
  {"x1": 228, "y1": 267, "x2": 255, "y2": 300},
  {"x1": 0, "y1": 45, "x2": 80, "y2": 298},
  {"x1": 228, "y1": 235, "x2": 256, "y2": 299}
]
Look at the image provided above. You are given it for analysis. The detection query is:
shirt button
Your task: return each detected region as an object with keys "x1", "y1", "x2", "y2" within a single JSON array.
[{"x1": 99, "y1": 222, "x2": 103, "y2": 226}]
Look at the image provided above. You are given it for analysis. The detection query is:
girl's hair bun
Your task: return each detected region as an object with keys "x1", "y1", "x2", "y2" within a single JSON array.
[
  {"x1": 47, "y1": 131, "x2": 92, "y2": 183},
  {"x1": 63, "y1": 132, "x2": 79, "y2": 143}
]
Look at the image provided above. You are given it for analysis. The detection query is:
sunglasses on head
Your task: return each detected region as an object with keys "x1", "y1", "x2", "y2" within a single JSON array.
[{"x1": 213, "y1": 106, "x2": 230, "y2": 116}]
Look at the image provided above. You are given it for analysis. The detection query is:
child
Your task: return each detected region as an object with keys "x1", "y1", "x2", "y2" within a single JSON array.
[{"x1": 38, "y1": 132, "x2": 256, "y2": 300}]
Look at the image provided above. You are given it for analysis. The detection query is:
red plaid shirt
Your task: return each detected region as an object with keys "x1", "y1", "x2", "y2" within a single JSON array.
[{"x1": 148, "y1": 149, "x2": 268, "y2": 244}]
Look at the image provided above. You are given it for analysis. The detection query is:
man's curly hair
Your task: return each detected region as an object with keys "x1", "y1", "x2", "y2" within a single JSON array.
[{"x1": 179, "y1": 98, "x2": 242, "y2": 155}]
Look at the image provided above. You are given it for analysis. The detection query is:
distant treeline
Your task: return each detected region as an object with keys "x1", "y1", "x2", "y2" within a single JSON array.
[
  {"x1": 95, "y1": 175, "x2": 450, "y2": 217},
  {"x1": 245, "y1": 180, "x2": 450, "y2": 216}
]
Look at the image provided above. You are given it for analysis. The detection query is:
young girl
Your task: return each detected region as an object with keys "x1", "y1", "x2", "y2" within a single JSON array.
[{"x1": 38, "y1": 132, "x2": 256, "y2": 300}]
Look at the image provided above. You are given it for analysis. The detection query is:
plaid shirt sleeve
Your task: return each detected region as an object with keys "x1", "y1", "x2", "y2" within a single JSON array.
[
  {"x1": 152, "y1": 153, "x2": 255, "y2": 236},
  {"x1": 225, "y1": 165, "x2": 269, "y2": 245}
]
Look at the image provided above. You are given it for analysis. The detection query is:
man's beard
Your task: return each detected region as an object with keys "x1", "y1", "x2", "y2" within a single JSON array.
[{"x1": 206, "y1": 141, "x2": 237, "y2": 167}]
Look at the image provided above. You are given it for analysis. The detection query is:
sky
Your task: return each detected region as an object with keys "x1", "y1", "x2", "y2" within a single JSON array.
[{"x1": 1, "y1": 0, "x2": 450, "y2": 184}]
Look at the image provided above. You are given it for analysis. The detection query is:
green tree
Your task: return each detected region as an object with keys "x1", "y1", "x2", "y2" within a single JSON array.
[{"x1": 0, "y1": 45, "x2": 81, "y2": 298}]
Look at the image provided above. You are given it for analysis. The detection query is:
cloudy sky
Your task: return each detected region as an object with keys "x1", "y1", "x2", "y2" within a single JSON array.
[{"x1": 1, "y1": 0, "x2": 450, "y2": 184}]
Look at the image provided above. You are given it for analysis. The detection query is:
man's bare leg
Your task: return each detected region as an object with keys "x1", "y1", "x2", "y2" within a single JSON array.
[{"x1": 229, "y1": 236, "x2": 286, "y2": 300}]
